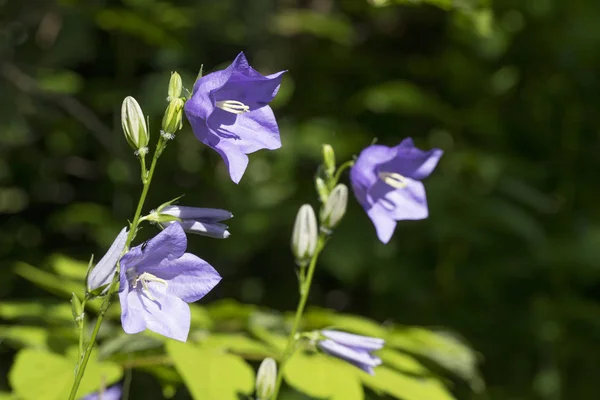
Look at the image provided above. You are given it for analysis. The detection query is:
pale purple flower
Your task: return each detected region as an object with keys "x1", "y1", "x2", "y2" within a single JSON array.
[
  {"x1": 184, "y1": 52, "x2": 286, "y2": 184},
  {"x1": 80, "y1": 384, "x2": 122, "y2": 400},
  {"x1": 350, "y1": 138, "x2": 443, "y2": 244},
  {"x1": 318, "y1": 330, "x2": 384, "y2": 375},
  {"x1": 119, "y1": 223, "x2": 221, "y2": 341},
  {"x1": 159, "y1": 205, "x2": 232, "y2": 239},
  {"x1": 87, "y1": 227, "x2": 128, "y2": 294}
]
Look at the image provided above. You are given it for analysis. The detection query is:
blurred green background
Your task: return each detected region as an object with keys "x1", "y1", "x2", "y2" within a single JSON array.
[{"x1": 2, "y1": 0, "x2": 600, "y2": 398}]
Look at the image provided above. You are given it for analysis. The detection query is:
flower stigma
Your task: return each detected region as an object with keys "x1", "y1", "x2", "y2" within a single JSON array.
[
  {"x1": 216, "y1": 100, "x2": 250, "y2": 114},
  {"x1": 378, "y1": 172, "x2": 408, "y2": 189},
  {"x1": 132, "y1": 272, "x2": 168, "y2": 301}
]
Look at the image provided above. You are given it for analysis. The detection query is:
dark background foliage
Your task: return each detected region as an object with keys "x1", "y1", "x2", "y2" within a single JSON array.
[{"x1": 2, "y1": 0, "x2": 600, "y2": 398}]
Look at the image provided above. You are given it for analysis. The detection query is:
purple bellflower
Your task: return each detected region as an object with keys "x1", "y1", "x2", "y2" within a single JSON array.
[
  {"x1": 350, "y1": 138, "x2": 443, "y2": 244},
  {"x1": 159, "y1": 205, "x2": 232, "y2": 239},
  {"x1": 80, "y1": 384, "x2": 122, "y2": 400},
  {"x1": 318, "y1": 330, "x2": 384, "y2": 375},
  {"x1": 87, "y1": 227, "x2": 128, "y2": 294},
  {"x1": 118, "y1": 223, "x2": 221, "y2": 341},
  {"x1": 184, "y1": 52, "x2": 286, "y2": 184}
]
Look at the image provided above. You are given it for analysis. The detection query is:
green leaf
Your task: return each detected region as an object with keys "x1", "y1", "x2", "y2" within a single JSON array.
[
  {"x1": 97, "y1": 332, "x2": 164, "y2": 360},
  {"x1": 0, "y1": 392, "x2": 17, "y2": 400},
  {"x1": 14, "y1": 262, "x2": 81, "y2": 299},
  {"x1": 9, "y1": 349, "x2": 122, "y2": 400},
  {"x1": 0, "y1": 301, "x2": 73, "y2": 323},
  {"x1": 0, "y1": 326, "x2": 49, "y2": 349},
  {"x1": 197, "y1": 333, "x2": 276, "y2": 359},
  {"x1": 361, "y1": 367, "x2": 455, "y2": 400},
  {"x1": 284, "y1": 351, "x2": 363, "y2": 400},
  {"x1": 50, "y1": 254, "x2": 88, "y2": 281},
  {"x1": 378, "y1": 349, "x2": 429, "y2": 375},
  {"x1": 167, "y1": 341, "x2": 254, "y2": 400},
  {"x1": 271, "y1": 10, "x2": 354, "y2": 45},
  {"x1": 304, "y1": 308, "x2": 389, "y2": 338}
]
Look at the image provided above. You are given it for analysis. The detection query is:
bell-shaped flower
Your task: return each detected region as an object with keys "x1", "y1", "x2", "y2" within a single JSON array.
[
  {"x1": 350, "y1": 138, "x2": 442, "y2": 244},
  {"x1": 118, "y1": 223, "x2": 221, "y2": 341},
  {"x1": 159, "y1": 205, "x2": 232, "y2": 239},
  {"x1": 80, "y1": 384, "x2": 122, "y2": 400},
  {"x1": 184, "y1": 52, "x2": 286, "y2": 184},
  {"x1": 87, "y1": 227, "x2": 128, "y2": 295},
  {"x1": 318, "y1": 330, "x2": 384, "y2": 375}
]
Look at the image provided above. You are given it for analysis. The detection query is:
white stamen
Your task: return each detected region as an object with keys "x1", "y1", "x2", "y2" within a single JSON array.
[
  {"x1": 133, "y1": 272, "x2": 168, "y2": 301},
  {"x1": 216, "y1": 100, "x2": 250, "y2": 114},
  {"x1": 379, "y1": 172, "x2": 408, "y2": 189}
]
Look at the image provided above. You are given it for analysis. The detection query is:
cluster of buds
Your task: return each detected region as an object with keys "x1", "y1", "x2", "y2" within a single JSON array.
[
  {"x1": 291, "y1": 144, "x2": 348, "y2": 265},
  {"x1": 162, "y1": 72, "x2": 185, "y2": 137}
]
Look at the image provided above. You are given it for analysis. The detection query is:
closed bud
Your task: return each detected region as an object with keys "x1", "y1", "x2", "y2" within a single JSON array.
[
  {"x1": 291, "y1": 204, "x2": 318, "y2": 265},
  {"x1": 167, "y1": 71, "x2": 183, "y2": 100},
  {"x1": 121, "y1": 96, "x2": 149, "y2": 152},
  {"x1": 320, "y1": 184, "x2": 348, "y2": 232},
  {"x1": 162, "y1": 98, "x2": 184, "y2": 135},
  {"x1": 315, "y1": 165, "x2": 330, "y2": 204},
  {"x1": 255, "y1": 358, "x2": 277, "y2": 400},
  {"x1": 322, "y1": 144, "x2": 336, "y2": 177},
  {"x1": 70, "y1": 293, "x2": 83, "y2": 321}
]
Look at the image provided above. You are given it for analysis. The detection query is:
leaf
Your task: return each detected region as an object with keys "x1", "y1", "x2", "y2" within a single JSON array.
[
  {"x1": 50, "y1": 254, "x2": 88, "y2": 281},
  {"x1": 97, "y1": 332, "x2": 164, "y2": 359},
  {"x1": 304, "y1": 308, "x2": 389, "y2": 338},
  {"x1": 0, "y1": 326, "x2": 49, "y2": 349},
  {"x1": 271, "y1": 10, "x2": 354, "y2": 45},
  {"x1": 9, "y1": 349, "x2": 121, "y2": 400},
  {"x1": 198, "y1": 333, "x2": 276, "y2": 359},
  {"x1": 167, "y1": 341, "x2": 254, "y2": 400},
  {"x1": 0, "y1": 301, "x2": 73, "y2": 323},
  {"x1": 378, "y1": 349, "x2": 429, "y2": 375},
  {"x1": 361, "y1": 367, "x2": 455, "y2": 400},
  {"x1": 284, "y1": 351, "x2": 363, "y2": 400},
  {"x1": 0, "y1": 392, "x2": 16, "y2": 400},
  {"x1": 14, "y1": 262, "x2": 81, "y2": 299}
]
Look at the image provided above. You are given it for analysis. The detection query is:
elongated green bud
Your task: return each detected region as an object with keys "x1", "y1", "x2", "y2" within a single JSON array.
[
  {"x1": 322, "y1": 144, "x2": 336, "y2": 178},
  {"x1": 70, "y1": 292, "x2": 83, "y2": 321},
  {"x1": 168, "y1": 71, "x2": 183, "y2": 100},
  {"x1": 121, "y1": 96, "x2": 149, "y2": 153},
  {"x1": 162, "y1": 98, "x2": 184, "y2": 135},
  {"x1": 255, "y1": 358, "x2": 277, "y2": 400},
  {"x1": 320, "y1": 184, "x2": 348, "y2": 232},
  {"x1": 291, "y1": 204, "x2": 318, "y2": 265}
]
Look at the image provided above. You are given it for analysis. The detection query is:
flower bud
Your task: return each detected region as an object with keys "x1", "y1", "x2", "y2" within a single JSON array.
[
  {"x1": 291, "y1": 204, "x2": 318, "y2": 265},
  {"x1": 121, "y1": 96, "x2": 149, "y2": 151},
  {"x1": 162, "y1": 98, "x2": 184, "y2": 135},
  {"x1": 320, "y1": 184, "x2": 348, "y2": 232},
  {"x1": 322, "y1": 144, "x2": 336, "y2": 177},
  {"x1": 255, "y1": 358, "x2": 277, "y2": 400},
  {"x1": 167, "y1": 71, "x2": 183, "y2": 100}
]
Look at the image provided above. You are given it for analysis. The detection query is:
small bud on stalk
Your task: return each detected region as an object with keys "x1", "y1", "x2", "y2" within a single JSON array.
[
  {"x1": 121, "y1": 96, "x2": 149, "y2": 153},
  {"x1": 320, "y1": 184, "x2": 348, "y2": 232},
  {"x1": 167, "y1": 71, "x2": 183, "y2": 100},
  {"x1": 315, "y1": 166, "x2": 330, "y2": 204},
  {"x1": 322, "y1": 144, "x2": 336, "y2": 178},
  {"x1": 70, "y1": 293, "x2": 83, "y2": 321},
  {"x1": 162, "y1": 98, "x2": 184, "y2": 136},
  {"x1": 255, "y1": 358, "x2": 277, "y2": 400},
  {"x1": 291, "y1": 204, "x2": 318, "y2": 265}
]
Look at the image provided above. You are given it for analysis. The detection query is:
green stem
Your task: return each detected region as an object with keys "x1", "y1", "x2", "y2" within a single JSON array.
[
  {"x1": 67, "y1": 138, "x2": 164, "y2": 400},
  {"x1": 77, "y1": 297, "x2": 88, "y2": 358},
  {"x1": 333, "y1": 160, "x2": 354, "y2": 185},
  {"x1": 272, "y1": 233, "x2": 327, "y2": 400}
]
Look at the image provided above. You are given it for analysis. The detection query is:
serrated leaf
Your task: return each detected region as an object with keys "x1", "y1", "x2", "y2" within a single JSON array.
[
  {"x1": 9, "y1": 349, "x2": 121, "y2": 400},
  {"x1": 361, "y1": 367, "x2": 455, "y2": 400},
  {"x1": 167, "y1": 341, "x2": 254, "y2": 400},
  {"x1": 284, "y1": 351, "x2": 363, "y2": 400}
]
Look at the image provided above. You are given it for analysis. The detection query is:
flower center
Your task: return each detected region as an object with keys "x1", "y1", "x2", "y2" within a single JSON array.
[
  {"x1": 216, "y1": 100, "x2": 250, "y2": 114},
  {"x1": 132, "y1": 272, "x2": 168, "y2": 301},
  {"x1": 378, "y1": 172, "x2": 408, "y2": 189}
]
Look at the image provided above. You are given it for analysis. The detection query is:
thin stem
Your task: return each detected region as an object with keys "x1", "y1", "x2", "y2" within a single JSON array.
[
  {"x1": 77, "y1": 297, "x2": 88, "y2": 358},
  {"x1": 333, "y1": 160, "x2": 354, "y2": 185},
  {"x1": 272, "y1": 233, "x2": 327, "y2": 400},
  {"x1": 67, "y1": 138, "x2": 164, "y2": 400}
]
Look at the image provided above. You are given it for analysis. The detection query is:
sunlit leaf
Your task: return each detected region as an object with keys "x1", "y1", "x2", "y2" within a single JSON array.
[{"x1": 361, "y1": 366, "x2": 455, "y2": 400}]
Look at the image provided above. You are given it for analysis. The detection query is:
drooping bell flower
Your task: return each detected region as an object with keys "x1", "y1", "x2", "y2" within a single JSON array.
[
  {"x1": 184, "y1": 52, "x2": 286, "y2": 184},
  {"x1": 350, "y1": 138, "x2": 442, "y2": 244},
  {"x1": 158, "y1": 205, "x2": 232, "y2": 239},
  {"x1": 118, "y1": 223, "x2": 221, "y2": 341},
  {"x1": 318, "y1": 330, "x2": 384, "y2": 375}
]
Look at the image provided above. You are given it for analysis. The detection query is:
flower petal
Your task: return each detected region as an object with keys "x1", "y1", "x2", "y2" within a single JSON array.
[
  {"x1": 318, "y1": 340, "x2": 382, "y2": 375},
  {"x1": 351, "y1": 144, "x2": 398, "y2": 208},
  {"x1": 382, "y1": 138, "x2": 443, "y2": 180},
  {"x1": 369, "y1": 179, "x2": 429, "y2": 221},
  {"x1": 161, "y1": 205, "x2": 233, "y2": 221},
  {"x1": 143, "y1": 253, "x2": 222, "y2": 303},
  {"x1": 213, "y1": 140, "x2": 249, "y2": 184},
  {"x1": 366, "y1": 203, "x2": 397, "y2": 244},
  {"x1": 87, "y1": 227, "x2": 128, "y2": 294},
  {"x1": 120, "y1": 223, "x2": 187, "y2": 275},
  {"x1": 80, "y1": 384, "x2": 122, "y2": 400},
  {"x1": 321, "y1": 330, "x2": 385, "y2": 351},
  {"x1": 123, "y1": 284, "x2": 191, "y2": 342},
  {"x1": 214, "y1": 70, "x2": 285, "y2": 110}
]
